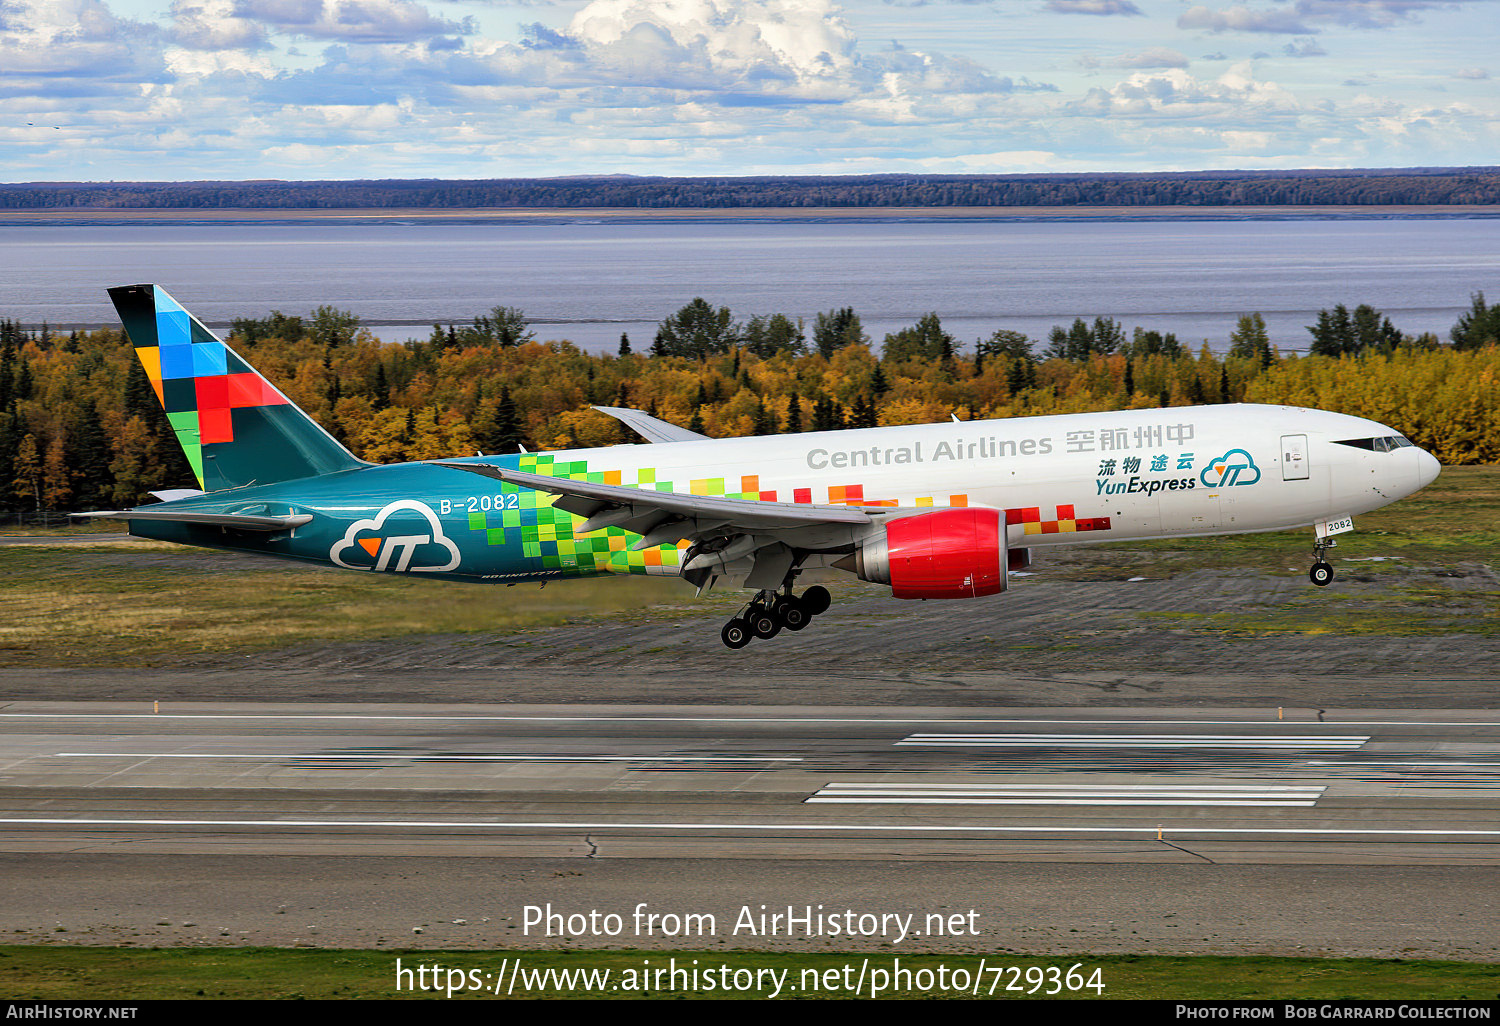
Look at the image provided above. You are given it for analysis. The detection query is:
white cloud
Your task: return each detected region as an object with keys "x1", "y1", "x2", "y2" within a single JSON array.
[
  {"x1": 1068, "y1": 63, "x2": 1300, "y2": 117},
  {"x1": 170, "y1": 0, "x2": 269, "y2": 49},
  {"x1": 1080, "y1": 47, "x2": 1192, "y2": 70},
  {"x1": 1178, "y1": 5, "x2": 1315, "y2": 34},
  {"x1": 237, "y1": 0, "x2": 475, "y2": 43},
  {"x1": 1281, "y1": 37, "x2": 1326, "y2": 57},
  {"x1": 1179, "y1": 0, "x2": 1486, "y2": 36},
  {"x1": 1044, "y1": 0, "x2": 1143, "y2": 14},
  {"x1": 2, "y1": 0, "x2": 1499, "y2": 179},
  {"x1": 0, "y1": 0, "x2": 165, "y2": 92}
]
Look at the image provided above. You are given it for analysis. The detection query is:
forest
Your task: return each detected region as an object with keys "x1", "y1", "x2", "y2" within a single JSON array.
[
  {"x1": 2, "y1": 293, "x2": 1498, "y2": 519},
  {"x1": 3, "y1": 168, "x2": 1500, "y2": 211}
]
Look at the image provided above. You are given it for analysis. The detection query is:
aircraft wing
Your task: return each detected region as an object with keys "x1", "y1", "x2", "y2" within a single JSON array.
[
  {"x1": 437, "y1": 462, "x2": 874, "y2": 588},
  {"x1": 591, "y1": 406, "x2": 709, "y2": 443},
  {"x1": 74, "y1": 509, "x2": 313, "y2": 531}
]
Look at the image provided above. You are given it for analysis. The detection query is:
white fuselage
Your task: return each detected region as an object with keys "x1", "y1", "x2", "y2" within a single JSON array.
[{"x1": 517, "y1": 403, "x2": 1440, "y2": 553}]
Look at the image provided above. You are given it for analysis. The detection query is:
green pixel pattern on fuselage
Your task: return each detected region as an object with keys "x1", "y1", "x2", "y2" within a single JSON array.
[{"x1": 466, "y1": 453, "x2": 788, "y2": 577}]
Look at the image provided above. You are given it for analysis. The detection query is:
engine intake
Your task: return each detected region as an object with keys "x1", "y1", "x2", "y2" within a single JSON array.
[{"x1": 835, "y1": 507, "x2": 1007, "y2": 599}]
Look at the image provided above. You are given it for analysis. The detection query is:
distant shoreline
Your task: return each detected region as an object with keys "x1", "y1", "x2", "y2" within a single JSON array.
[{"x1": 3, "y1": 204, "x2": 1500, "y2": 227}]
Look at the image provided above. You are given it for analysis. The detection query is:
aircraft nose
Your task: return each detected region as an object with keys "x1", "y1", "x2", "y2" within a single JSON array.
[{"x1": 1416, "y1": 447, "x2": 1441, "y2": 490}]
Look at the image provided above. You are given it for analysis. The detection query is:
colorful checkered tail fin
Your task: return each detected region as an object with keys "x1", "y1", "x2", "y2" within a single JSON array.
[{"x1": 109, "y1": 284, "x2": 365, "y2": 492}]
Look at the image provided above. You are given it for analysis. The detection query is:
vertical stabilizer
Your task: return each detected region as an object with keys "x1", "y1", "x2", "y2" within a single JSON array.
[{"x1": 108, "y1": 284, "x2": 365, "y2": 491}]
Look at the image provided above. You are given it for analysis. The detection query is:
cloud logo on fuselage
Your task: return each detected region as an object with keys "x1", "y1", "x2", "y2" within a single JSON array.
[
  {"x1": 1200, "y1": 449, "x2": 1262, "y2": 488},
  {"x1": 330, "y1": 500, "x2": 461, "y2": 572}
]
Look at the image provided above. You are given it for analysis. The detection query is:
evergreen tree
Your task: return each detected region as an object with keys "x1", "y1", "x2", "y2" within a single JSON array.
[
  {"x1": 1128, "y1": 327, "x2": 1184, "y2": 360},
  {"x1": 372, "y1": 364, "x2": 390, "y2": 410},
  {"x1": 882, "y1": 313, "x2": 954, "y2": 363},
  {"x1": 123, "y1": 359, "x2": 156, "y2": 420},
  {"x1": 0, "y1": 342, "x2": 13, "y2": 413},
  {"x1": 743, "y1": 314, "x2": 805, "y2": 357},
  {"x1": 786, "y1": 393, "x2": 803, "y2": 433},
  {"x1": 653, "y1": 299, "x2": 741, "y2": 358},
  {"x1": 847, "y1": 394, "x2": 879, "y2": 429},
  {"x1": 308, "y1": 306, "x2": 361, "y2": 348},
  {"x1": 1309, "y1": 304, "x2": 1355, "y2": 356},
  {"x1": 980, "y1": 329, "x2": 1033, "y2": 362},
  {"x1": 1451, "y1": 292, "x2": 1500, "y2": 350},
  {"x1": 811, "y1": 394, "x2": 844, "y2": 432},
  {"x1": 751, "y1": 397, "x2": 778, "y2": 436},
  {"x1": 618, "y1": 332, "x2": 631, "y2": 356},
  {"x1": 1007, "y1": 359, "x2": 1027, "y2": 395},
  {"x1": 1227, "y1": 313, "x2": 1271, "y2": 364},
  {"x1": 486, "y1": 387, "x2": 525, "y2": 454},
  {"x1": 66, "y1": 403, "x2": 113, "y2": 510},
  {"x1": 0, "y1": 410, "x2": 17, "y2": 510},
  {"x1": 812, "y1": 307, "x2": 866, "y2": 359},
  {"x1": 463, "y1": 307, "x2": 533, "y2": 348}
]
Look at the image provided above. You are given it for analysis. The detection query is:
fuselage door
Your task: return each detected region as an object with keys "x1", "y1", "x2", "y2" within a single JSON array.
[{"x1": 1281, "y1": 434, "x2": 1309, "y2": 481}]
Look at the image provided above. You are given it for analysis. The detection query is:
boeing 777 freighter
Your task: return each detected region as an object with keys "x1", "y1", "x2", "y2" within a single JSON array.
[{"x1": 84, "y1": 285, "x2": 1441, "y2": 648}]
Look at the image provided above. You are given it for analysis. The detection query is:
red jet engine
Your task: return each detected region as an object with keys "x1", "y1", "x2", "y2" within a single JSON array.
[{"x1": 834, "y1": 508, "x2": 1008, "y2": 599}]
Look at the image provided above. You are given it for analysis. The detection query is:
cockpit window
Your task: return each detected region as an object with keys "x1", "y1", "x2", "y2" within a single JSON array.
[{"x1": 1335, "y1": 436, "x2": 1414, "y2": 453}]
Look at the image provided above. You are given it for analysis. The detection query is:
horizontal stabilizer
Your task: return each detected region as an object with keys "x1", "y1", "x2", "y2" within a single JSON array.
[
  {"x1": 75, "y1": 509, "x2": 313, "y2": 532},
  {"x1": 591, "y1": 406, "x2": 708, "y2": 443}
]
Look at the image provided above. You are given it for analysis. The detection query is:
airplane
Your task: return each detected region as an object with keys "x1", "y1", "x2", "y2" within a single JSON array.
[{"x1": 82, "y1": 284, "x2": 1442, "y2": 649}]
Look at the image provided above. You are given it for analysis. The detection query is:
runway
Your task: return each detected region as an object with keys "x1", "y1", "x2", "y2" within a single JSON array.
[
  {"x1": 4, "y1": 699, "x2": 1499, "y2": 956},
  {"x1": 3, "y1": 701, "x2": 1497, "y2": 863}
]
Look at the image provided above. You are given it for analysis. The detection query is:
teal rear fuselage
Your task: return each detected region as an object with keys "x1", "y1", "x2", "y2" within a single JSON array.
[{"x1": 129, "y1": 451, "x2": 688, "y2": 583}]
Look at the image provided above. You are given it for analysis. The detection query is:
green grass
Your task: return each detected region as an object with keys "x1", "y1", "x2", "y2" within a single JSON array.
[
  {"x1": 0, "y1": 947, "x2": 1495, "y2": 1000},
  {"x1": 0, "y1": 544, "x2": 749, "y2": 667}
]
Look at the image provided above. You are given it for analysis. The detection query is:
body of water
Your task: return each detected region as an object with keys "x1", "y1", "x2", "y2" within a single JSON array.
[{"x1": 2, "y1": 215, "x2": 1496, "y2": 354}]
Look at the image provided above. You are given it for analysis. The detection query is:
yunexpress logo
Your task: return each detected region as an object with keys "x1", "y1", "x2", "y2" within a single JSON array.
[
  {"x1": 1199, "y1": 449, "x2": 1262, "y2": 488},
  {"x1": 330, "y1": 499, "x2": 462, "y2": 572}
]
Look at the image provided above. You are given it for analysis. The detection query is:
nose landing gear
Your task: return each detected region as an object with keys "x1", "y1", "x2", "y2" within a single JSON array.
[
  {"x1": 1309, "y1": 535, "x2": 1336, "y2": 587},
  {"x1": 720, "y1": 585, "x2": 832, "y2": 648}
]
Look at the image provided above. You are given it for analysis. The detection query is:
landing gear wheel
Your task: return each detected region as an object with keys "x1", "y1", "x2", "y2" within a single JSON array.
[
  {"x1": 779, "y1": 598, "x2": 811, "y2": 632},
  {"x1": 721, "y1": 619, "x2": 752, "y2": 649},
  {"x1": 1309, "y1": 562, "x2": 1334, "y2": 587},
  {"x1": 750, "y1": 609, "x2": 782, "y2": 639},
  {"x1": 801, "y1": 586, "x2": 831, "y2": 615}
]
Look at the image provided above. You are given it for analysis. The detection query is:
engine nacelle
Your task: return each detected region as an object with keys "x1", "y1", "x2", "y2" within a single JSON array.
[{"x1": 836, "y1": 507, "x2": 1008, "y2": 599}]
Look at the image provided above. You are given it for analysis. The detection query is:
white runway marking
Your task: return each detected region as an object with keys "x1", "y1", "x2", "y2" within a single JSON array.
[
  {"x1": 806, "y1": 783, "x2": 1327, "y2": 806},
  {"x1": 899, "y1": 734, "x2": 1369, "y2": 749}
]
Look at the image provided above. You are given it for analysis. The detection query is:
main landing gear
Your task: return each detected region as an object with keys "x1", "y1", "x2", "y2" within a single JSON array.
[
  {"x1": 1309, "y1": 535, "x2": 1336, "y2": 587},
  {"x1": 721, "y1": 586, "x2": 832, "y2": 649}
]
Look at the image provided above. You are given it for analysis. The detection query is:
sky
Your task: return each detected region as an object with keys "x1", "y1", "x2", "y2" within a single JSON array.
[{"x1": 1, "y1": 0, "x2": 1497, "y2": 181}]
